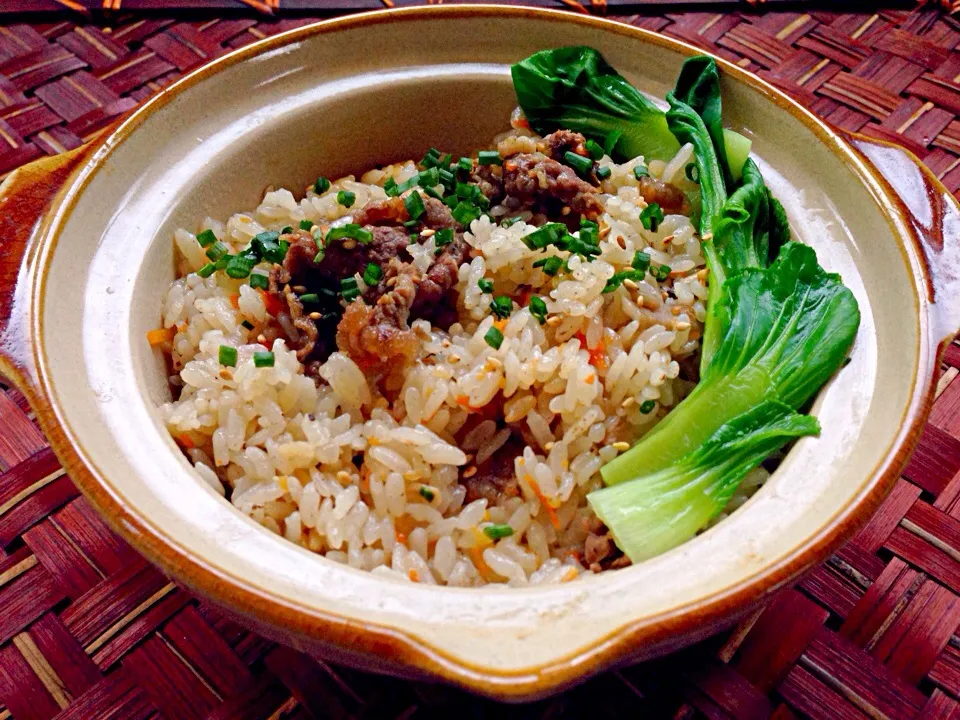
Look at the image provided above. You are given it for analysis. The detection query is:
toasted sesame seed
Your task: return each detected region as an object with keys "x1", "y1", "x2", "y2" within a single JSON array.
[
  {"x1": 701, "y1": 232, "x2": 714, "y2": 242},
  {"x1": 544, "y1": 442, "x2": 554, "y2": 451},
  {"x1": 621, "y1": 397, "x2": 635, "y2": 408},
  {"x1": 219, "y1": 369, "x2": 232, "y2": 379},
  {"x1": 441, "y1": 339, "x2": 451, "y2": 348},
  {"x1": 309, "y1": 312, "x2": 322, "y2": 320},
  {"x1": 421, "y1": 228, "x2": 436, "y2": 238},
  {"x1": 487, "y1": 356, "x2": 503, "y2": 369},
  {"x1": 342, "y1": 239, "x2": 356, "y2": 250},
  {"x1": 257, "y1": 334, "x2": 267, "y2": 344},
  {"x1": 675, "y1": 321, "x2": 691, "y2": 331},
  {"x1": 293, "y1": 285, "x2": 307, "y2": 293},
  {"x1": 336, "y1": 471, "x2": 352, "y2": 483},
  {"x1": 462, "y1": 466, "x2": 478, "y2": 479},
  {"x1": 598, "y1": 224, "x2": 611, "y2": 239},
  {"x1": 671, "y1": 306, "x2": 682, "y2": 316},
  {"x1": 561, "y1": 206, "x2": 571, "y2": 216},
  {"x1": 623, "y1": 279, "x2": 639, "y2": 290},
  {"x1": 546, "y1": 316, "x2": 562, "y2": 327},
  {"x1": 612, "y1": 441, "x2": 631, "y2": 451},
  {"x1": 662, "y1": 235, "x2": 675, "y2": 244},
  {"x1": 448, "y1": 353, "x2": 461, "y2": 363}
]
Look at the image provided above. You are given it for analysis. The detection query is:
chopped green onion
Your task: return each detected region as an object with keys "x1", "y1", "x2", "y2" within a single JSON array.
[
  {"x1": 585, "y1": 139, "x2": 604, "y2": 159},
  {"x1": 639, "y1": 399, "x2": 656, "y2": 414},
  {"x1": 313, "y1": 177, "x2": 331, "y2": 194},
  {"x1": 249, "y1": 272, "x2": 269, "y2": 290},
  {"x1": 457, "y1": 157, "x2": 473, "y2": 173},
  {"x1": 484, "y1": 326, "x2": 504, "y2": 350},
  {"x1": 685, "y1": 162, "x2": 699, "y2": 183},
  {"x1": 362, "y1": 263, "x2": 382, "y2": 286},
  {"x1": 205, "y1": 241, "x2": 229, "y2": 262},
  {"x1": 404, "y1": 219, "x2": 420, "y2": 228},
  {"x1": 521, "y1": 222, "x2": 567, "y2": 251},
  {"x1": 281, "y1": 226, "x2": 293, "y2": 235},
  {"x1": 632, "y1": 251, "x2": 651, "y2": 273},
  {"x1": 242, "y1": 320, "x2": 255, "y2": 330},
  {"x1": 490, "y1": 296, "x2": 512, "y2": 319},
  {"x1": 478, "y1": 150, "x2": 501, "y2": 165},
  {"x1": 196, "y1": 262, "x2": 216, "y2": 278},
  {"x1": 423, "y1": 186, "x2": 444, "y2": 201},
  {"x1": 500, "y1": 217, "x2": 521, "y2": 228},
  {"x1": 603, "y1": 270, "x2": 637, "y2": 293},
  {"x1": 405, "y1": 192, "x2": 425, "y2": 221},
  {"x1": 409, "y1": 233, "x2": 419, "y2": 245},
  {"x1": 417, "y1": 167, "x2": 440, "y2": 188},
  {"x1": 326, "y1": 224, "x2": 373, "y2": 244},
  {"x1": 299, "y1": 293, "x2": 320, "y2": 304},
  {"x1": 563, "y1": 151, "x2": 593, "y2": 176},
  {"x1": 633, "y1": 165, "x2": 649, "y2": 180},
  {"x1": 299, "y1": 219, "x2": 314, "y2": 231},
  {"x1": 341, "y1": 277, "x2": 360, "y2": 301},
  {"x1": 337, "y1": 190, "x2": 356, "y2": 208},
  {"x1": 438, "y1": 168, "x2": 456, "y2": 188},
  {"x1": 654, "y1": 264, "x2": 672, "y2": 281},
  {"x1": 251, "y1": 230, "x2": 286, "y2": 263},
  {"x1": 253, "y1": 350, "x2": 275, "y2": 368},
  {"x1": 533, "y1": 256, "x2": 564, "y2": 276},
  {"x1": 434, "y1": 227, "x2": 454, "y2": 248},
  {"x1": 529, "y1": 296, "x2": 547, "y2": 324},
  {"x1": 218, "y1": 345, "x2": 238, "y2": 367},
  {"x1": 483, "y1": 523, "x2": 514, "y2": 540},
  {"x1": 478, "y1": 278, "x2": 494, "y2": 293},
  {"x1": 313, "y1": 248, "x2": 325, "y2": 264},
  {"x1": 421, "y1": 147, "x2": 442, "y2": 168},
  {"x1": 640, "y1": 202, "x2": 664, "y2": 233},
  {"x1": 225, "y1": 253, "x2": 257, "y2": 279},
  {"x1": 451, "y1": 202, "x2": 481, "y2": 227},
  {"x1": 215, "y1": 254, "x2": 231, "y2": 270},
  {"x1": 196, "y1": 229, "x2": 217, "y2": 248},
  {"x1": 384, "y1": 177, "x2": 399, "y2": 197},
  {"x1": 419, "y1": 486, "x2": 436, "y2": 502},
  {"x1": 596, "y1": 165, "x2": 612, "y2": 181}
]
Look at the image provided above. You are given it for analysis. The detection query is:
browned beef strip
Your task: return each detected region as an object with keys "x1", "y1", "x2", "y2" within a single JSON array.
[
  {"x1": 539, "y1": 129, "x2": 590, "y2": 162},
  {"x1": 469, "y1": 164, "x2": 504, "y2": 204},
  {"x1": 462, "y1": 434, "x2": 524, "y2": 505},
  {"x1": 409, "y1": 232, "x2": 466, "y2": 327},
  {"x1": 638, "y1": 175, "x2": 688, "y2": 215},
  {"x1": 502, "y1": 153, "x2": 604, "y2": 221},
  {"x1": 352, "y1": 195, "x2": 456, "y2": 230},
  {"x1": 321, "y1": 225, "x2": 411, "y2": 281}
]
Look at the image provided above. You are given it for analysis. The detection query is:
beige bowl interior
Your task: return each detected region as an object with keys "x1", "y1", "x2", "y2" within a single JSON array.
[{"x1": 37, "y1": 10, "x2": 923, "y2": 681}]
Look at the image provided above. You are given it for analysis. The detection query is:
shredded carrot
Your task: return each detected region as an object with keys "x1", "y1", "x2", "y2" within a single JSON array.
[
  {"x1": 469, "y1": 546, "x2": 497, "y2": 581},
  {"x1": 516, "y1": 287, "x2": 533, "y2": 307},
  {"x1": 395, "y1": 532, "x2": 407, "y2": 546},
  {"x1": 408, "y1": 569, "x2": 420, "y2": 582},
  {"x1": 146, "y1": 327, "x2": 175, "y2": 346},
  {"x1": 575, "y1": 331, "x2": 607, "y2": 370},
  {"x1": 260, "y1": 289, "x2": 283, "y2": 317},
  {"x1": 228, "y1": 293, "x2": 240, "y2": 309},
  {"x1": 528, "y1": 477, "x2": 561, "y2": 529},
  {"x1": 493, "y1": 318, "x2": 508, "y2": 332},
  {"x1": 177, "y1": 433, "x2": 194, "y2": 449}
]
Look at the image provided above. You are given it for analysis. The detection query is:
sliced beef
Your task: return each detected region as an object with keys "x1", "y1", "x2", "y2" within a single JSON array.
[
  {"x1": 539, "y1": 129, "x2": 590, "y2": 163},
  {"x1": 409, "y1": 233, "x2": 466, "y2": 327},
  {"x1": 469, "y1": 164, "x2": 504, "y2": 205},
  {"x1": 638, "y1": 175, "x2": 688, "y2": 215},
  {"x1": 462, "y1": 435, "x2": 524, "y2": 505},
  {"x1": 322, "y1": 225, "x2": 411, "y2": 281},
  {"x1": 353, "y1": 195, "x2": 456, "y2": 230},
  {"x1": 502, "y1": 153, "x2": 604, "y2": 221}
]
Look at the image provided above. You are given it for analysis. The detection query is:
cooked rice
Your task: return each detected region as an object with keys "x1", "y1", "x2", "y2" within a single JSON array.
[{"x1": 158, "y1": 126, "x2": 765, "y2": 586}]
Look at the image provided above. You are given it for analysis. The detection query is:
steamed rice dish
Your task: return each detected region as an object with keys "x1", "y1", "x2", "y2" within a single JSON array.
[{"x1": 155, "y1": 119, "x2": 765, "y2": 586}]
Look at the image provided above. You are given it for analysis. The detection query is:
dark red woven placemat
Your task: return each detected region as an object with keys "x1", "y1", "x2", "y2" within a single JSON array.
[{"x1": 2, "y1": 5, "x2": 960, "y2": 719}]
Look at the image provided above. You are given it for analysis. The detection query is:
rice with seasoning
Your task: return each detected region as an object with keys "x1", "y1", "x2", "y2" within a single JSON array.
[{"x1": 156, "y1": 120, "x2": 766, "y2": 586}]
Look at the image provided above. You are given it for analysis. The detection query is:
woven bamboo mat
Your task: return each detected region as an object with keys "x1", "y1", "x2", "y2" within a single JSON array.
[{"x1": 2, "y1": 4, "x2": 960, "y2": 719}]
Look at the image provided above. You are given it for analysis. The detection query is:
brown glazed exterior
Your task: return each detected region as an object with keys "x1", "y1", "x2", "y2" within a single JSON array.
[{"x1": 0, "y1": 6, "x2": 958, "y2": 700}]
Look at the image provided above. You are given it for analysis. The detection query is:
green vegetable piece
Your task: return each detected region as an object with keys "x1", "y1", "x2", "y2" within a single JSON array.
[
  {"x1": 452, "y1": 201, "x2": 481, "y2": 227},
  {"x1": 596, "y1": 165, "x2": 612, "y2": 180},
  {"x1": 520, "y1": 222, "x2": 567, "y2": 251},
  {"x1": 196, "y1": 229, "x2": 217, "y2": 248},
  {"x1": 362, "y1": 263, "x2": 382, "y2": 286},
  {"x1": 585, "y1": 139, "x2": 604, "y2": 159},
  {"x1": 490, "y1": 296, "x2": 512, "y2": 319},
  {"x1": 478, "y1": 278, "x2": 494, "y2": 293},
  {"x1": 299, "y1": 293, "x2": 320, "y2": 304},
  {"x1": 483, "y1": 524, "x2": 515, "y2": 540},
  {"x1": 478, "y1": 150, "x2": 501, "y2": 165},
  {"x1": 563, "y1": 150, "x2": 593, "y2": 176},
  {"x1": 639, "y1": 400, "x2": 656, "y2": 414},
  {"x1": 281, "y1": 226, "x2": 293, "y2": 235},
  {"x1": 640, "y1": 203, "x2": 664, "y2": 232},
  {"x1": 632, "y1": 251, "x2": 651, "y2": 272},
  {"x1": 225, "y1": 253, "x2": 257, "y2": 279},
  {"x1": 340, "y1": 277, "x2": 360, "y2": 301},
  {"x1": 337, "y1": 190, "x2": 356, "y2": 208},
  {"x1": 298, "y1": 219, "x2": 314, "y2": 231},
  {"x1": 218, "y1": 345, "x2": 238, "y2": 367},
  {"x1": 419, "y1": 486, "x2": 436, "y2": 501},
  {"x1": 326, "y1": 225, "x2": 373, "y2": 244},
  {"x1": 249, "y1": 272, "x2": 269, "y2": 290},
  {"x1": 633, "y1": 165, "x2": 649, "y2": 179},
  {"x1": 405, "y1": 192, "x2": 426, "y2": 221},
  {"x1": 253, "y1": 350, "x2": 275, "y2": 368},
  {"x1": 484, "y1": 326, "x2": 504, "y2": 350},
  {"x1": 196, "y1": 262, "x2": 216, "y2": 278},
  {"x1": 529, "y1": 296, "x2": 548, "y2": 324},
  {"x1": 533, "y1": 256, "x2": 564, "y2": 276},
  {"x1": 313, "y1": 177, "x2": 331, "y2": 194},
  {"x1": 434, "y1": 227, "x2": 454, "y2": 247},
  {"x1": 205, "y1": 241, "x2": 229, "y2": 262}
]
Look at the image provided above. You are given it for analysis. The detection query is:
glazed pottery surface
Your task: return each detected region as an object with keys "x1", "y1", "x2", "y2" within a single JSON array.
[{"x1": 1, "y1": 6, "x2": 958, "y2": 699}]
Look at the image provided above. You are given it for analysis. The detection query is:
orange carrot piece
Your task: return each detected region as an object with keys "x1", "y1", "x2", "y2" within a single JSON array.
[
  {"x1": 528, "y1": 478, "x2": 561, "y2": 529},
  {"x1": 146, "y1": 327, "x2": 175, "y2": 345}
]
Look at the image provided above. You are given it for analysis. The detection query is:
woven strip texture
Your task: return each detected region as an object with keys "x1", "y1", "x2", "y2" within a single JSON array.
[{"x1": 1, "y1": 4, "x2": 960, "y2": 719}]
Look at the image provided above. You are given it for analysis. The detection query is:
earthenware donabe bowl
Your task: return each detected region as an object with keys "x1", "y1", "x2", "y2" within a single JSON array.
[{"x1": 0, "y1": 6, "x2": 958, "y2": 701}]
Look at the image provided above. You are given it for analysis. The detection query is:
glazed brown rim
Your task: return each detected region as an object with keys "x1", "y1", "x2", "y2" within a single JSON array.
[{"x1": 8, "y1": 4, "x2": 949, "y2": 698}]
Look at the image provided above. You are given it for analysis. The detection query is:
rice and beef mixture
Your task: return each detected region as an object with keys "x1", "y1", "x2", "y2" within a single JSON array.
[{"x1": 157, "y1": 122, "x2": 716, "y2": 586}]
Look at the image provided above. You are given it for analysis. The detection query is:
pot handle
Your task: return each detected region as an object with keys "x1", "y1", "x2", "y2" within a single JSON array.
[
  {"x1": 843, "y1": 133, "x2": 960, "y2": 352},
  {"x1": 0, "y1": 143, "x2": 97, "y2": 392}
]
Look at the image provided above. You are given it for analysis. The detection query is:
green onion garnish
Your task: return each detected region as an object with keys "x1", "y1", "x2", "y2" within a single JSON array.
[
  {"x1": 299, "y1": 219, "x2": 314, "y2": 231},
  {"x1": 384, "y1": 177, "x2": 399, "y2": 197},
  {"x1": 585, "y1": 139, "x2": 604, "y2": 160},
  {"x1": 438, "y1": 168, "x2": 456, "y2": 188},
  {"x1": 563, "y1": 151, "x2": 593, "y2": 176},
  {"x1": 484, "y1": 326, "x2": 504, "y2": 350},
  {"x1": 521, "y1": 222, "x2": 567, "y2": 251},
  {"x1": 251, "y1": 231, "x2": 288, "y2": 264},
  {"x1": 639, "y1": 400, "x2": 656, "y2": 414},
  {"x1": 341, "y1": 277, "x2": 360, "y2": 301},
  {"x1": 337, "y1": 190, "x2": 356, "y2": 208},
  {"x1": 490, "y1": 296, "x2": 512, "y2": 319},
  {"x1": 529, "y1": 296, "x2": 547, "y2": 324},
  {"x1": 215, "y1": 254, "x2": 231, "y2": 270},
  {"x1": 241, "y1": 320, "x2": 255, "y2": 330},
  {"x1": 196, "y1": 263, "x2": 216, "y2": 278},
  {"x1": 281, "y1": 226, "x2": 293, "y2": 235},
  {"x1": 218, "y1": 345, "x2": 238, "y2": 367},
  {"x1": 253, "y1": 350, "x2": 275, "y2": 368},
  {"x1": 421, "y1": 147, "x2": 442, "y2": 168},
  {"x1": 249, "y1": 272, "x2": 269, "y2": 290},
  {"x1": 404, "y1": 192, "x2": 425, "y2": 221},
  {"x1": 417, "y1": 167, "x2": 440, "y2": 188},
  {"x1": 685, "y1": 162, "x2": 699, "y2": 183},
  {"x1": 196, "y1": 229, "x2": 217, "y2": 248},
  {"x1": 483, "y1": 524, "x2": 514, "y2": 540},
  {"x1": 603, "y1": 270, "x2": 637, "y2": 294},
  {"x1": 409, "y1": 233, "x2": 419, "y2": 245},
  {"x1": 451, "y1": 202, "x2": 481, "y2": 227},
  {"x1": 457, "y1": 157, "x2": 473, "y2": 173},
  {"x1": 633, "y1": 165, "x2": 649, "y2": 180},
  {"x1": 423, "y1": 186, "x2": 444, "y2": 201},
  {"x1": 362, "y1": 263, "x2": 382, "y2": 286},
  {"x1": 640, "y1": 203, "x2": 664, "y2": 233},
  {"x1": 434, "y1": 227, "x2": 454, "y2": 248},
  {"x1": 205, "y1": 241, "x2": 229, "y2": 262},
  {"x1": 478, "y1": 278, "x2": 493, "y2": 294},
  {"x1": 654, "y1": 264, "x2": 672, "y2": 281},
  {"x1": 478, "y1": 150, "x2": 501, "y2": 165},
  {"x1": 500, "y1": 217, "x2": 521, "y2": 228},
  {"x1": 419, "y1": 486, "x2": 435, "y2": 502},
  {"x1": 596, "y1": 166, "x2": 612, "y2": 181},
  {"x1": 326, "y1": 224, "x2": 373, "y2": 244},
  {"x1": 533, "y1": 256, "x2": 564, "y2": 277},
  {"x1": 632, "y1": 251, "x2": 651, "y2": 273},
  {"x1": 225, "y1": 253, "x2": 257, "y2": 279},
  {"x1": 299, "y1": 293, "x2": 320, "y2": 304},
  {"x1": 313, "y1": 177, "x2": 331, "y2": 194}
]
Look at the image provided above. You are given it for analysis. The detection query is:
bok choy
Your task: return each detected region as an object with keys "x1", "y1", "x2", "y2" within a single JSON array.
[{"x1": 511, "y1": 50, "x2": 860, "y2": 563}]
